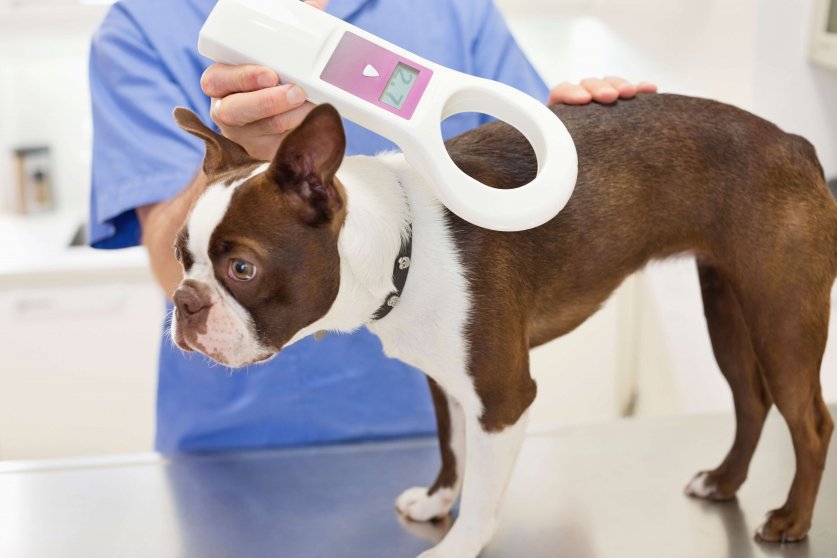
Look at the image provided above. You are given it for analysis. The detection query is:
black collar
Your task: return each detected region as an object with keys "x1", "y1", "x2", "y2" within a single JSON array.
[{"x1": 371, "y1": 224, "x2": 413, "y2": 321}]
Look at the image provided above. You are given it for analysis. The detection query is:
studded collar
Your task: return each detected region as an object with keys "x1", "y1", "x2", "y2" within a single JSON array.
[{"x1": 371, "y1": 224, "x2": 413, "y2": 321}]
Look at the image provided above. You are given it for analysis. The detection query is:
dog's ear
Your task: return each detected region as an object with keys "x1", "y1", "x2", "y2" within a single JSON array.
[
  {"x1": 267, "y1": 104, "x2": 346, "y2": 227},
  {"x1": 173, "y1": 107, "x2": 255, "y2": 176}
]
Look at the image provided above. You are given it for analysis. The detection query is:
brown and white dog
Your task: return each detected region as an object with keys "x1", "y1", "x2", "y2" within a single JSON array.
[{"x1": 170, "y1": 94, "x2": 836, "y2": 558}]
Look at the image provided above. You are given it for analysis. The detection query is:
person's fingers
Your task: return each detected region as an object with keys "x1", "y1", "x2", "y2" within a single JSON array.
[
  {"x1": 201, "y1": 64, "x2": 279, "y2": 98},
  {"x1": 211, "y1": 102, "x2": 317, "y2": 161},
  {"x1": 212, "y1": 84, "x2": 307, "y2": 127},
  {"x1": 304, "y1": 0, "x2": 328, "y2": 8},
  {"x1": 243, "y1": 102, "x2": 317, "y2": 137},
  {"x1": 580, "y1": 77, "x2": 619, "y2": 104},
  {"x1": 637, "y1": 81, "x2": 659, "y2": 94},
  {"x1": 549, "y1": 82, "x2": 593, "y2": 105},
  {"x1": 236, "y1": 136, "x2": 285, "y2": 162},
  {"x1": 603, "y1": 76, "x2": 637, "y2": 99}
]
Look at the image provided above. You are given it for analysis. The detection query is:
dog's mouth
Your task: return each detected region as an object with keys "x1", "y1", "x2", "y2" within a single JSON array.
[
  {"x1": 172, "y1": 318, "x2": 194, "y2": 353},
  {"x1": 172, "y1": 313, "x2": 276, "y2": 368},
  {"x1": 244, "y1": 351, "x2": 276, "y2": 366}
]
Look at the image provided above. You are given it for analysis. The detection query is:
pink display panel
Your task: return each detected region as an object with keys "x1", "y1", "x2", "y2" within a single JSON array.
[{"x1": 320, "y1": 32, "x2": 433, "y2": 120}]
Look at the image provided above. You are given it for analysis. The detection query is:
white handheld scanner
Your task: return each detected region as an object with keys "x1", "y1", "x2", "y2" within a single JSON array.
[{"x1": 199, "y1": 0, "x2": 578, "y2": 231}]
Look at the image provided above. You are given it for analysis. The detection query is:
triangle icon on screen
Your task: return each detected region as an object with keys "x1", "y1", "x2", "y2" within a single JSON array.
[{"x1": 363, "y1": 64, "x2": 380, "y2": 78}]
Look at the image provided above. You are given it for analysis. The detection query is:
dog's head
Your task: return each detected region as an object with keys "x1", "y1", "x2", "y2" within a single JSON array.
[{"x1": 169, "y1": 104, "x2": 347, "y2": 367}]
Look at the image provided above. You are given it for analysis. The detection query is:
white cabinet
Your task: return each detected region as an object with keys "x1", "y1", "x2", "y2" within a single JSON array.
[{"x1": 0, "y1": 253, "x2": 163, "y2": 460}]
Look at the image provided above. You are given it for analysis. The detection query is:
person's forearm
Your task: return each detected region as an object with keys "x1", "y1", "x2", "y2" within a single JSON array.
[{"x1": 137, "y1": 170, "x2": 207, "y2": 300}]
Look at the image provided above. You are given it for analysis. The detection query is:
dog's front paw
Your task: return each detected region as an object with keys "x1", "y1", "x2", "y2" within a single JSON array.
[
  {"x1": 755, "y1": 508, "x2": 810, "y2": 543},
  {"x1": 684, "y1": 470, "x2": 739, "y2": 501},
  {"x1": 396, "y1": 486, "x2": 457, "y2": 522}
]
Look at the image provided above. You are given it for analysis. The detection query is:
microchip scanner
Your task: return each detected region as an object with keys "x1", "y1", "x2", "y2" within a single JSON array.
[{"x1": 199, "y1": 0, "x2": 578, "y2": 231}]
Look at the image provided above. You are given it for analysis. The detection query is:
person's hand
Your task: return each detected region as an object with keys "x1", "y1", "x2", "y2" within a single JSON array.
[
  {"x1": 200, "y1": 0, "x2": 329, "y2": 161},
  {"x1": 549, "y1": 77, "x2": 657, "y2": 106}
]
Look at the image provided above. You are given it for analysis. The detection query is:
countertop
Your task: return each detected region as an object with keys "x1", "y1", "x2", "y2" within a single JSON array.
[
  {"x1": 1, "y1": 407, "x2": 835, "y2": 558},
  {"x1": 0, "y1": 211, "x2": 150, "y2": 287}
]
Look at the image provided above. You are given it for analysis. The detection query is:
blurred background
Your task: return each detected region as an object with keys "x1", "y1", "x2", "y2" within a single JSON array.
[{"x1": 0, "y1": 0, "x2": 835, "y2": 461}]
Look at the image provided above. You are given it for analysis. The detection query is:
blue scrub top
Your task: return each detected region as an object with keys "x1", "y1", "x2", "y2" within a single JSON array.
[{"x1": 89, "y1": 0, "x2": 549, "y2": 453}]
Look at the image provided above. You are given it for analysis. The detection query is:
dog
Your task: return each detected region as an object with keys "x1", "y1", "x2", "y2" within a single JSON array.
[{"x1": 169, "y1": 93, "x2": 836, "y2": 558}]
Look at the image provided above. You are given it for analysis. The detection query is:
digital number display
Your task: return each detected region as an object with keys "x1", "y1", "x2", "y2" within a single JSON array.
[
  {"x1": 829, "y1": 0, "x2": 837, "y2": 33},
  {"x1": 380, "y1": 63, "x2": 420, "y2": 110}
]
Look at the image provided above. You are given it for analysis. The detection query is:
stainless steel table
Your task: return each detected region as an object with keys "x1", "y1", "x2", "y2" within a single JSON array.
[{"x1": 2, "y1": 407, "x2": 836, "y2": 558}]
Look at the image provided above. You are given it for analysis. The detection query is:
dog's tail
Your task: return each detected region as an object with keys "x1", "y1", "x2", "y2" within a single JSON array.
[
  {"x1": 788, "y1": 135, "x2": 837, "y2": 273},
  {"x1": 789, "y1": 134, "x2": 826, "y2": 182}
]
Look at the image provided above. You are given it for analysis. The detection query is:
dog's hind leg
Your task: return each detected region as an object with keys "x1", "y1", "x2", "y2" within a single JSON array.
[
  {"x1": 685, "y1": 261, "x2": 773, "y2": 501},
  {"x1": 396, "y1": 378, "x2": 465, "y2": 521},
  {"x1": 738, "y1": 274, "x2": 834, "y2": 542}
]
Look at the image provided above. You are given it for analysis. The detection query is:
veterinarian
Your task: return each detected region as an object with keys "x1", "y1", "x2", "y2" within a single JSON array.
[{"x1": 89, "y1": 0, "x2": 655, "y2": 453}]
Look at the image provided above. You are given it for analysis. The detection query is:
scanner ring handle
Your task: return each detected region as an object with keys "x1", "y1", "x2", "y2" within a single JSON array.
[{"x1": 407, "y1": 78, "x2": 578, "y2": 232}]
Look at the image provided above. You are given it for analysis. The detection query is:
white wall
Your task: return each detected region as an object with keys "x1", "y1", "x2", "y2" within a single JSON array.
[
  {"x1": 0, "y1": 53, "x2": 13, "y2": 212},
  {"x1": 0, "y1": 6, "x2": 107, "y2": 215},
  {"x1": 0, "y1": 279, "x2": 161, "y2": 460},
  {"x1": 753, "y1": 0, "x2": 837, "y2": 176}
]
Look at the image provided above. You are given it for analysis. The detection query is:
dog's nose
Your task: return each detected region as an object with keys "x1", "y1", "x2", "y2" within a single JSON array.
[{"x1": 174, "y1": 288, "x2": 209, "y2": 318}]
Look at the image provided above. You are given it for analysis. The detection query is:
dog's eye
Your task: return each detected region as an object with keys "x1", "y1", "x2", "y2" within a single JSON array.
[
  {"x1": 229, "y1": 259, "x2": 257, "y2": 282},
  {"x1": 174, "y1": 245, "x2": 182, "y2": 263}
]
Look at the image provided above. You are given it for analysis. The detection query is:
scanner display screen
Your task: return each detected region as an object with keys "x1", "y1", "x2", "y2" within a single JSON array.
[{"x1": 380, "y1": 63, "x2": 420, "y2": 110}]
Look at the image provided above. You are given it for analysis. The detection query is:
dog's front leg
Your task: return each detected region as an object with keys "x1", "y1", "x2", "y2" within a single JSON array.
[
  {"x1": 417, "y1": 407, "x2": 529, "y2": 558},
  {"x1": 397, "y1": 378, "x2": 465, "y2": 521}
]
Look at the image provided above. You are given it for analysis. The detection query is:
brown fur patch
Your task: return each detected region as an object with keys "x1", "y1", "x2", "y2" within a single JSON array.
[{"x1": 427, "y1": 379, "x2": 458, "y2": 494}]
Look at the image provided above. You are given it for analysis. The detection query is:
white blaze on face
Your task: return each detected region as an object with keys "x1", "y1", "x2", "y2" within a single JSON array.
[{"x1": 172, "y1": 165, "x2": 274, "y2": 367}]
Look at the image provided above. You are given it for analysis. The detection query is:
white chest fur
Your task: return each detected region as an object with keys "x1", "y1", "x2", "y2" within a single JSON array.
[
  {"x1": 292, "y1": 153, "x2": 480, "y2": 411},
  {"x1": 366, "y1": 155, "x2": 479, "y2": 409}
]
